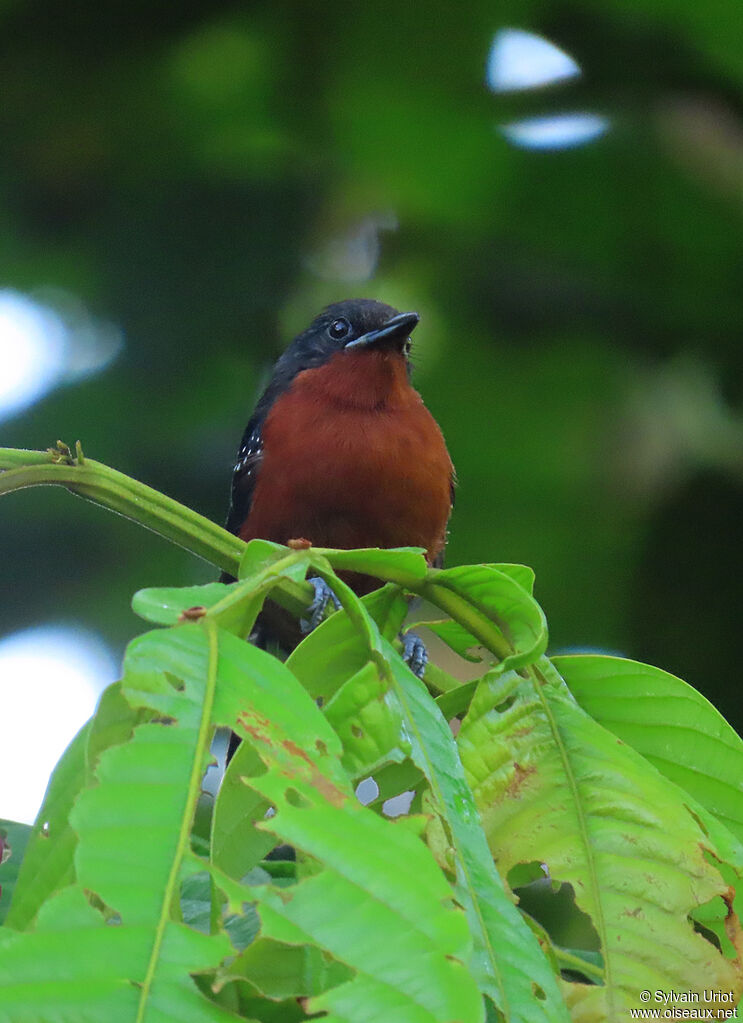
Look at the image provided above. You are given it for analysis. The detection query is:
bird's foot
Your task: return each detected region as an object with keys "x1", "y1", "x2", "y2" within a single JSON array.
[
  {"x1": 402, "y1": 630, "x2": 428, "y2": 678},
  {"x1": 300, "y1": 577, "x2": 342, "y2": 634}
]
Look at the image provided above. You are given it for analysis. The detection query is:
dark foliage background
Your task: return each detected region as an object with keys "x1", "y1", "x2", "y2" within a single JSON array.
[{"x1": 1, "y1": 0, "x2": 741, "y2": 729}]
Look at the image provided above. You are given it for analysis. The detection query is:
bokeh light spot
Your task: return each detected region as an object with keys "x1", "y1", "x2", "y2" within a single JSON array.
[
  {"x1": 0, "y1": 290, "x2": 122, "y2": 423},
  {"x1": 0, "y1": 292, "x2": 66, "y2": 420},
  {"x1": 0, "y1": 626, "x2": 118, "y2": 824},
  {"x1": 500, "y1": 113, "x2": 610, "y2": 150},
  {"x1": 486, "y1": 28, "x2": 581, "y2": 93}
]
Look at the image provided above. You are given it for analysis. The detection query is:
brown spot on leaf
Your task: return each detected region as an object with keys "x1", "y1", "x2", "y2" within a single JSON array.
[
  {"x1": 282, "y1": 740, "x2": 347, "y2": 807},
  {"x1": 287, "y1": 537, "x2": 312, "y2": 549},
  {"x1": 236, "y1": 709, "x2": 273, "y2": 745},
  {"x1": 165, "y1": 672, "x2": 185, "y2": 692},
  {"x1": 506, "y1": 761, "x2": 536, "y2": 798},
  {"x1": 722, "y1": 886, "x2": 743, "y2": 964},
  {"x1": 178, "y1": 605, "x2": 207, "y2": 622},
  {"x1": 283, "y1": 739, "x2": 314, "y2": 766},
  {"x1": 510, "y1": 725, "x2": 532, "y2": 738}
]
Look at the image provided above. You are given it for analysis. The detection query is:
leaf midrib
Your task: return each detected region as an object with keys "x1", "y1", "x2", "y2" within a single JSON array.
[
  {"x1": 531, "y1": 659, "x2": 615, "y2": 1016},
  {"x1": 134, "y1": 621, "x2": 219, "y2": 1023}
]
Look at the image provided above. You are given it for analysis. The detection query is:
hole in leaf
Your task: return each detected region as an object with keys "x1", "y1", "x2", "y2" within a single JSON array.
[
  {"x1": 507, "y1": 861, "x2": 549, "y2": 888},
  {"x1": 179, "y1": 871, "x2": 213, "y2": 934},
  {"x1": 41, "y1": 821, "x2": 50, "y2": 838},
  {"x1": 512, "y1": 867, "x2": 603, "y2": 984},
  {"x1": 355, "y1": 777, "x2": 379, "y2": 805},
  {"x1": 264, "y1": 845, "x2": 296, "y2": 865},
  {"x1": 151, "y1": 715, "x2": 176, "y2": 726},
  {"x1": 382, "y1": 790, "x2": 415, "y2": 818},
  {"x1": 484, "y1": 996, "x2": 500, "y2": 1022},
  {"x1": 285, "y1": 787, "x2": 312, "y2": 809},
  {"x1": 532, "y1": 982, "x2": 546, "y2": 1001},
  {"x1": 84, "y1": 888, "x2": 119, "y2": 923},
  {"x1": 164, "y1": 671, "x2": 185, "y2": 692},
  {"x1": 315, "y1": 738, "x2": 328, "y2": 755},
  {"x1": 316, "y1": 696, "x2": 324, "y2": 708},
  {"x1": 691, "y1": 916, "x2": 721, "y2": 951},
  {"x1": 689, "y1": 890, "x2": 738, "y2": 957},
  {"x1": 224, "y1": 906, "x2": 261, "y2": 952},
  {"x1": 351, "y1": 724, "x2": 363, "y2": 739}
]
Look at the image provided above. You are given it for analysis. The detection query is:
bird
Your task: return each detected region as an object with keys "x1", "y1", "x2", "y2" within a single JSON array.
[{"x1": 223, "y1": 298, "x2": 455, "y2": 675}]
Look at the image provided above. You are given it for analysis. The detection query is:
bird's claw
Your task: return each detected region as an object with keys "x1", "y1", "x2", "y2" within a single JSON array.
[
  {"x1": 300, "y1": 577, "x2": 341, "y2": 634},
  {"x1": 402, "y1": 630, "x2": 428, "y2": 678}
]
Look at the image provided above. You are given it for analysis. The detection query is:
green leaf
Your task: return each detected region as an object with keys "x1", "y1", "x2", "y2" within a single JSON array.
[
  {"x1": 308, "y1": 564, "x2": 570, "y2": 1022},
  {"x1": 488, "y1": 564, "x2": 535, "y2": 595},
  {"x1": 314, "y1": 545, "x2": 428, "y2": 585},
  {"x1": 419, "y1": 618, "x2": 485, "y2": 661},
  {"x1": 86, "y1": 679, "x2": 150, "y2": 771},
  {"x1": 419, "y1": 564, "x2": 536, "y2": 661},
  {"x1": 132, "y1": 580, "x2": 266, "y2": 637},
  {"x1": 286, "y1": 584, "x2": 408, "y2": 700},
  {"x1": 553, "y1": 653, "x2": 743, "y2": 844},
  {"x1": 237, "y1": 538, "x2": 309, "y2": 582},
  {"x1": 367, "y1": 760, "x2": 424, "y2": 808},
  {"x1": 211, "y1": 738, "x2": 275, "y2": 881},
  {"x1": 0, "y1": 623, "x2": 243, "y2": 1020},
  {"x1": 0, "y1": 821, "x2": 31, "y2": 925},
  {"x1": 458, "y1": 657, "x2": 743, "y2": 1015},
  {"x1": 132, "y1": 582, "x2": 235, "y2": 625},
  {"x1": 244, "y1": 776, "x2": 482, "y2": 1022},
  {"x1": 175, "y1": 626, "x2": 484, "y2": 1023},
  {"x1": 435, "y1": 678, "x2": 479, "y2": 720},
  {"x1": 381, "y1": 642, "x2": 569, "y2": 1022},
  {"x1": 221, "y1": 936, "x2": 352, "y2": 1000},
  {"x1": 4, "y1": 720, "x2": 91, "y2": 931},
  {"x1": 0, "y1": 885, "x2": 240, "y2": 1022},
  {"x1": 427, "y1": 564, "x2": 548, "y2": 671},
  {"x1": 323, "y1": 661, "x2": 411, "y2": 779}
]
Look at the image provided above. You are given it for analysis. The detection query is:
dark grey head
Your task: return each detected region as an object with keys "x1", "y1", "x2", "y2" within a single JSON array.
[
  {"x1": 289, "y1": 298, "x2": 418, "y2": 363},
  {"x1": 262, "y1": 299, "x2": 420, "y2": 406}
]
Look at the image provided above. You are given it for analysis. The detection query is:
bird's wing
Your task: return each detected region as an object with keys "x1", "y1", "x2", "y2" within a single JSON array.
[
  {"x1": 225, "y1": 418, "x2": 264, "y2": 537},
  {"x1": 432, "y1": 470, "x2": 457, "y2": 570}
]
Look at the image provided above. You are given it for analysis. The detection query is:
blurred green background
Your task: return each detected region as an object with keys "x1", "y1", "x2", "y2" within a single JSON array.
[{"x1": 1, "y1": 0, "x2": 742, "y2": 781}]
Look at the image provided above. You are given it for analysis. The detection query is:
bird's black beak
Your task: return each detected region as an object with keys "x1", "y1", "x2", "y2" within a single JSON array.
[{"x1": 345, "y1": 311, "x2": 420, "y2": 351}]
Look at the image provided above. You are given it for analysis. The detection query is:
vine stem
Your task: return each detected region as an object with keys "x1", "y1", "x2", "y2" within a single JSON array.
[
  {"x1": 0, "y1": 446, "x2": 313, "y2": 619},
  {"x1": 0, "y1": 446, "x2": 512, "y2": 665}
]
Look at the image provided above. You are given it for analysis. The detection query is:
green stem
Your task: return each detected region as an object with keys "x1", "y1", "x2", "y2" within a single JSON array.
[
  {"x1": 421, "y1": 578, "x2": 512, "y2": 661},
  {"x1": 0, "y1": 446, "x2": 313, "y2": 617},
  {"x1": 553, "y1": 947, "x2": 604, "y2": 983},
  {"x1": 0, "y1": 447, "x2": 513, "y2": 664}
]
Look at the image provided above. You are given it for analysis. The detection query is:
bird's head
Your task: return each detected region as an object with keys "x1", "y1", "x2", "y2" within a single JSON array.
[
  {"x1": 284, "y1": 299, "x2": 419, "y2": 370},
  {"x1": 262, "y1": 299, "x2": 421, "y2": 412}
]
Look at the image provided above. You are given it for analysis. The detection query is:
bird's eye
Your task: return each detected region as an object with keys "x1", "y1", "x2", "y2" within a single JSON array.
[{"x1": 328, "y1": 317, "x2": 351, "y2": 341}]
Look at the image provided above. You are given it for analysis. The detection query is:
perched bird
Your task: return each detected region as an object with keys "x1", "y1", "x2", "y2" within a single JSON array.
[{"x1": 223, "y1": 298, "x2": 455, "y2": 673}]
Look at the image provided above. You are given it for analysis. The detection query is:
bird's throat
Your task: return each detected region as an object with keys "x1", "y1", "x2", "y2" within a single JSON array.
[{"x1": 295, "y1": 348, "x2": 411, "y2": 412}]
